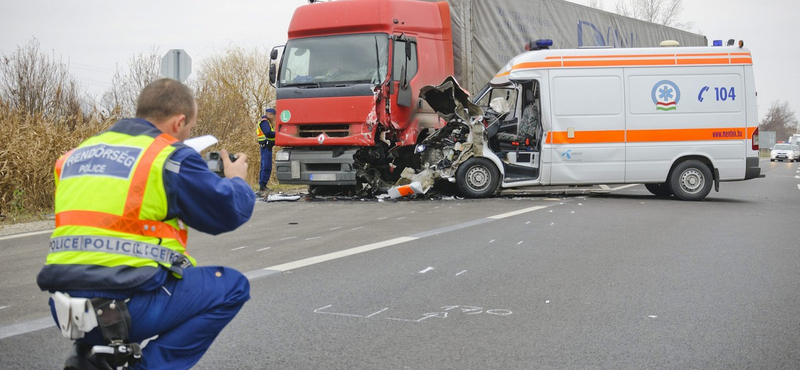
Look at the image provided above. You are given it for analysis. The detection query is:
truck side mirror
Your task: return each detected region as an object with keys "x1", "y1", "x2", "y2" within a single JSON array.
[
  {"x1": 270, "y1": 49, "x2": 279, "y2": 60},
  {"x1": 269, "y1": 64, "x2": 276, "y2": 84}
]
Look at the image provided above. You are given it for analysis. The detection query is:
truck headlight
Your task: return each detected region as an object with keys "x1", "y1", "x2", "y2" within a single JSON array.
[{"x1": 276, "y1": 151, "x2": 290, "y2": 161}]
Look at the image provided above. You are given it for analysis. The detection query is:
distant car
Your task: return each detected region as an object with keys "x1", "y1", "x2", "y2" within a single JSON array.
[{"x1": 770, "y1": 143, "x2": 796, "y2": 162}]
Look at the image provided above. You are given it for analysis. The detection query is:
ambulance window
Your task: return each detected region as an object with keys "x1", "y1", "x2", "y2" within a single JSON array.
[
  {"x1": 477, "y1": 87, "x2": 517, "y2": 116},
  {"x1": 553, "y1": 76, "x2": 622, "y2": 116}
]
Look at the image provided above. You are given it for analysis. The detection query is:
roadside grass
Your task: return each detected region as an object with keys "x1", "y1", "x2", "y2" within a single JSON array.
[{"x1": 0, "y1": 106, "x2": 288, "y2": 226}]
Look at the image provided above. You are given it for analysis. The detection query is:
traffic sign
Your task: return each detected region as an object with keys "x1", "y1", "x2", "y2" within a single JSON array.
[{"x1": 161, "y1": 49, "x2": 192, "y2": 82}]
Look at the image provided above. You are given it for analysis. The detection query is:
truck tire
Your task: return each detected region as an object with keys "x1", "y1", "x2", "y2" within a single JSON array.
[
  {"x1": 668, "y1": 160, "x2": 712, "y2": 201},
  {"x1": 644, "y1": 183, "x2": 672, "y2": 198},
  {"x1": 456, "y1": 158, "x2": 500, "y2": 198}
]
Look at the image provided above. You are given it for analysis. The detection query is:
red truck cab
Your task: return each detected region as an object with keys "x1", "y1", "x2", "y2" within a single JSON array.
[{"x1": 271, "y1": 0, "x2": 453, "y2": 191}]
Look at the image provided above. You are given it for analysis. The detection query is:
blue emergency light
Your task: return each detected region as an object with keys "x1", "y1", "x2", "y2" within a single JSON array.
[
  {"x1": 525, "y1": 39, "x2": 553, "y2": 51},
  {"x1": 713, "y1": 40, "x2": 723, "y2": 46}
]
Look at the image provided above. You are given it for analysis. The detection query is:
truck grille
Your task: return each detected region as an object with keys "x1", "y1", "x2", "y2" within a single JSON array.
[{"x1": 298, "y1": 124, "x2": 350, "y2": 138}]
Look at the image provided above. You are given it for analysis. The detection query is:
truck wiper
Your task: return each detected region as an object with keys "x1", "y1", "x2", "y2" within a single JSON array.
[{"x1": 286, "y1": 82, "x2": 320, "y2": 88}]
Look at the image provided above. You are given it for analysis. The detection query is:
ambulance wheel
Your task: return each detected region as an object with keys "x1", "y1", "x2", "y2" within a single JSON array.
[
  {"x1": 644, "y1": 183, "x2": 672, "y2": 198},
  {"x1": 456, "y1": 158, "x2": 499, "y2": 198},
  {"x1": 668, "y1": 160, "x2": 712, "y2": 201}
]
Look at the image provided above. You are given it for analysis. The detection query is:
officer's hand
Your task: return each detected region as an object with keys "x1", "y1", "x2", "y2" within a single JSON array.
[{"x1": 221, "y1": 149, "x2": 248, "y2": 180}]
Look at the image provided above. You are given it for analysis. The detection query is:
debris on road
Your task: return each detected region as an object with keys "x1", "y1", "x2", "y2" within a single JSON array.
[{"x1": 266, "y1": 194, "x2": 302, "y2": 202}]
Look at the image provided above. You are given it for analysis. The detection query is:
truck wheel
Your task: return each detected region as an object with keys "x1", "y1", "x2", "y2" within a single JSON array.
[
  {"x1": 644, "y1": 183, "x2": 672, "y2": 198},
  {"x1": 668, "y1": 160, "x2": 712, "y2": 201},
  {"x1": 456, "y1": 158, "x2": 500, "y2": 198}
]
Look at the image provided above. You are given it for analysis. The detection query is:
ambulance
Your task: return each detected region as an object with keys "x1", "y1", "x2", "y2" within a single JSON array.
[{"x1": 447, "y1": 39, "x2": 762, "y2": 201}]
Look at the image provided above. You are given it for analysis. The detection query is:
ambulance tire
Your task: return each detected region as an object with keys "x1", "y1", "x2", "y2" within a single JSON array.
[
  {"x1": 456, "y1": 158, "x2": 500, "y2": 198},
  {"x1": 668, "y1": 160, "x2": 712, "y2": 201},
  {"x1": 644, "y1": 183, "x2": 673, "y2": 198}
]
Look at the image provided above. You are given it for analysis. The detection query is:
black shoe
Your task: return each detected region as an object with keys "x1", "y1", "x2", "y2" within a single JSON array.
[{"x1": 64, "y1": 342, "x2": 113, "y2": 370}]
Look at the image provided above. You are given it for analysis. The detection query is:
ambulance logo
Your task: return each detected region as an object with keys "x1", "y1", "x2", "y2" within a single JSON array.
[{"x1": 651, "y1": 80, "x2": 680, "y2": 111}]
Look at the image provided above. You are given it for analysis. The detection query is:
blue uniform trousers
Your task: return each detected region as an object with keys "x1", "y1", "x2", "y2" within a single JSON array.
[
  {"x1": 259, "y1": 145, "x2": 272, "y2": 189},
  {"x1": 51, "y1": 266, "x2": 250, "y2": 370}
]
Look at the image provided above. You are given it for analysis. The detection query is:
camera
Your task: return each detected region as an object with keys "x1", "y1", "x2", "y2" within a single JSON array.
[{"x1": 204, "y1": 151, "x2": 238, "y2": 177}]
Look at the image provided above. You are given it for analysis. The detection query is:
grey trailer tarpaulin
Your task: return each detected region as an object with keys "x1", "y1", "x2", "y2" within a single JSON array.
[{"x1": 423, "y1": 0, "x2": 707, "y2": 93}]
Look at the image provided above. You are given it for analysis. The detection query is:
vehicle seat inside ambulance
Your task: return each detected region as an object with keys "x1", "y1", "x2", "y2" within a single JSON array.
[{"x1": 496, "y1": 89, "x2": 539, "y2": 148}]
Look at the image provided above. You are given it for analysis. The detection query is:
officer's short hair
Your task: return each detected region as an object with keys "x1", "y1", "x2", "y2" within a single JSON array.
[{"x1": 136, "y1": 78, "x2": 196, "y2": 123}]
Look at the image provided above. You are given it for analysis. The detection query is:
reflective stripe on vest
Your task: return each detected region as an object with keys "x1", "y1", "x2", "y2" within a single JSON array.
[
  {"x1": 55, "y1": 210, "x2": 188, "y2": 246},
  {"x1": 49, "y1": 236, "x2": 184, "y2": 266}
]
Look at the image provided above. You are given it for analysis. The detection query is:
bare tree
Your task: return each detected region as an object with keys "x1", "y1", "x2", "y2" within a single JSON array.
[
  {"x1": 614, "y1": 0, "x2": 694, "y2": 30},
  {"x1": 0, "y1": 38, "x2": 85, "y2": 120},
  {"x1": 760, "y1": 100, "x2": 799, "y2": 141},
  {"x1": 100, "y1": 47, "x2": 161, "y2": 119},
  {"x1": 585, "y1": 0, "x2": 605, "y2": 10},
  {"x1": 193, "y1": 46, "x2": 274, "y2": 140}
]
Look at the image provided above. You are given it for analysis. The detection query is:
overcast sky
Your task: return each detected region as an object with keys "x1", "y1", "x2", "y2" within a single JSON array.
[{"x1": 1, "y1": 0, "x2": 798, "y2": 122}]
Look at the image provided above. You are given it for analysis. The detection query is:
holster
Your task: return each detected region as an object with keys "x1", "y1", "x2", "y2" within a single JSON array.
[{"x1": 91, "y1": 298, "x2": 142, "y2": 366}]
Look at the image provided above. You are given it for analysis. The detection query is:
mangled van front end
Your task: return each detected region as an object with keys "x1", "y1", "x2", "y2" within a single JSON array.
[{"x1": 393, "y1": 77, "x2": 497, "y2": 198}]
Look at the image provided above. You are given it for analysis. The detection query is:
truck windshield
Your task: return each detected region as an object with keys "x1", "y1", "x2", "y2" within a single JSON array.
[{"x1": 279, "y1": 33, "x2": 389, "y2": 87}]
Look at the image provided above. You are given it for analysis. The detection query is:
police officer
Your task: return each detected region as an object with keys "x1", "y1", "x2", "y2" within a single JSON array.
[
  {"x1": 257, "y1": 108, "x2": 276, "y2": 193},
  {"x1": 37, "y1": 78, "x2": 255, "y2": 370}
]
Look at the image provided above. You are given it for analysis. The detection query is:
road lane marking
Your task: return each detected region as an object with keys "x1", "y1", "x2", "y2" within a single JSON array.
[
  {"x1": 260, "y1": 205, "x2": 553, "y2": 275},
  {"x1": 265, "y1": 236, "x2": 418, "y2": 273},
  {"x1": 0, "y1": 229, "x2": 52, "y2": 241},
  {"x1": 0, "y1": 317, "x2": 53, "y2": 340},
  {"x1": 488, "y1": 206, "x2": 547, "y2": 219}
]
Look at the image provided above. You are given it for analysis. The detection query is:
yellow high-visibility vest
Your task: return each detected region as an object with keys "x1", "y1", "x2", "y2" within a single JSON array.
[
  {"x1": 257, "y1": 118, "x2": 275, "y2": 143},
  {"x1": 38, "y1": 119, "x2": 196, "y2": 291}
]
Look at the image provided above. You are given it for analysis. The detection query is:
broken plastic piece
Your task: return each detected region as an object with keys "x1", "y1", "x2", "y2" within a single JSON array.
[
  {"x1": 388, "y1": 182, "x2": 424, "y2": 199},
  {"x1": 266, "y1": 194, "x2": 301, "y2": 202}
]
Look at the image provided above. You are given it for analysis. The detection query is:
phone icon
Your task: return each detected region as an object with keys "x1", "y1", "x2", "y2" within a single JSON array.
[{"x1": 698, "y1": 86, "x2": 709, "y2": 102}]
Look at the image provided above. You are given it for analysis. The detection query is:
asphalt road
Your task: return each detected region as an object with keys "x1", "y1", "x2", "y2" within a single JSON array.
[{"x1": 1, "y1": 158, "x2": 799, "y2": 369}]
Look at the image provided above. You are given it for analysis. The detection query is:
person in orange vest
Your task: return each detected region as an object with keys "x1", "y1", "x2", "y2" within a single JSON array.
[
  {"x1": 257, "y1": 108, "x2": 276, "y2": 194},
  {"x1": 37, "y1": 78, "x2": 255, "y2": 370}
]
